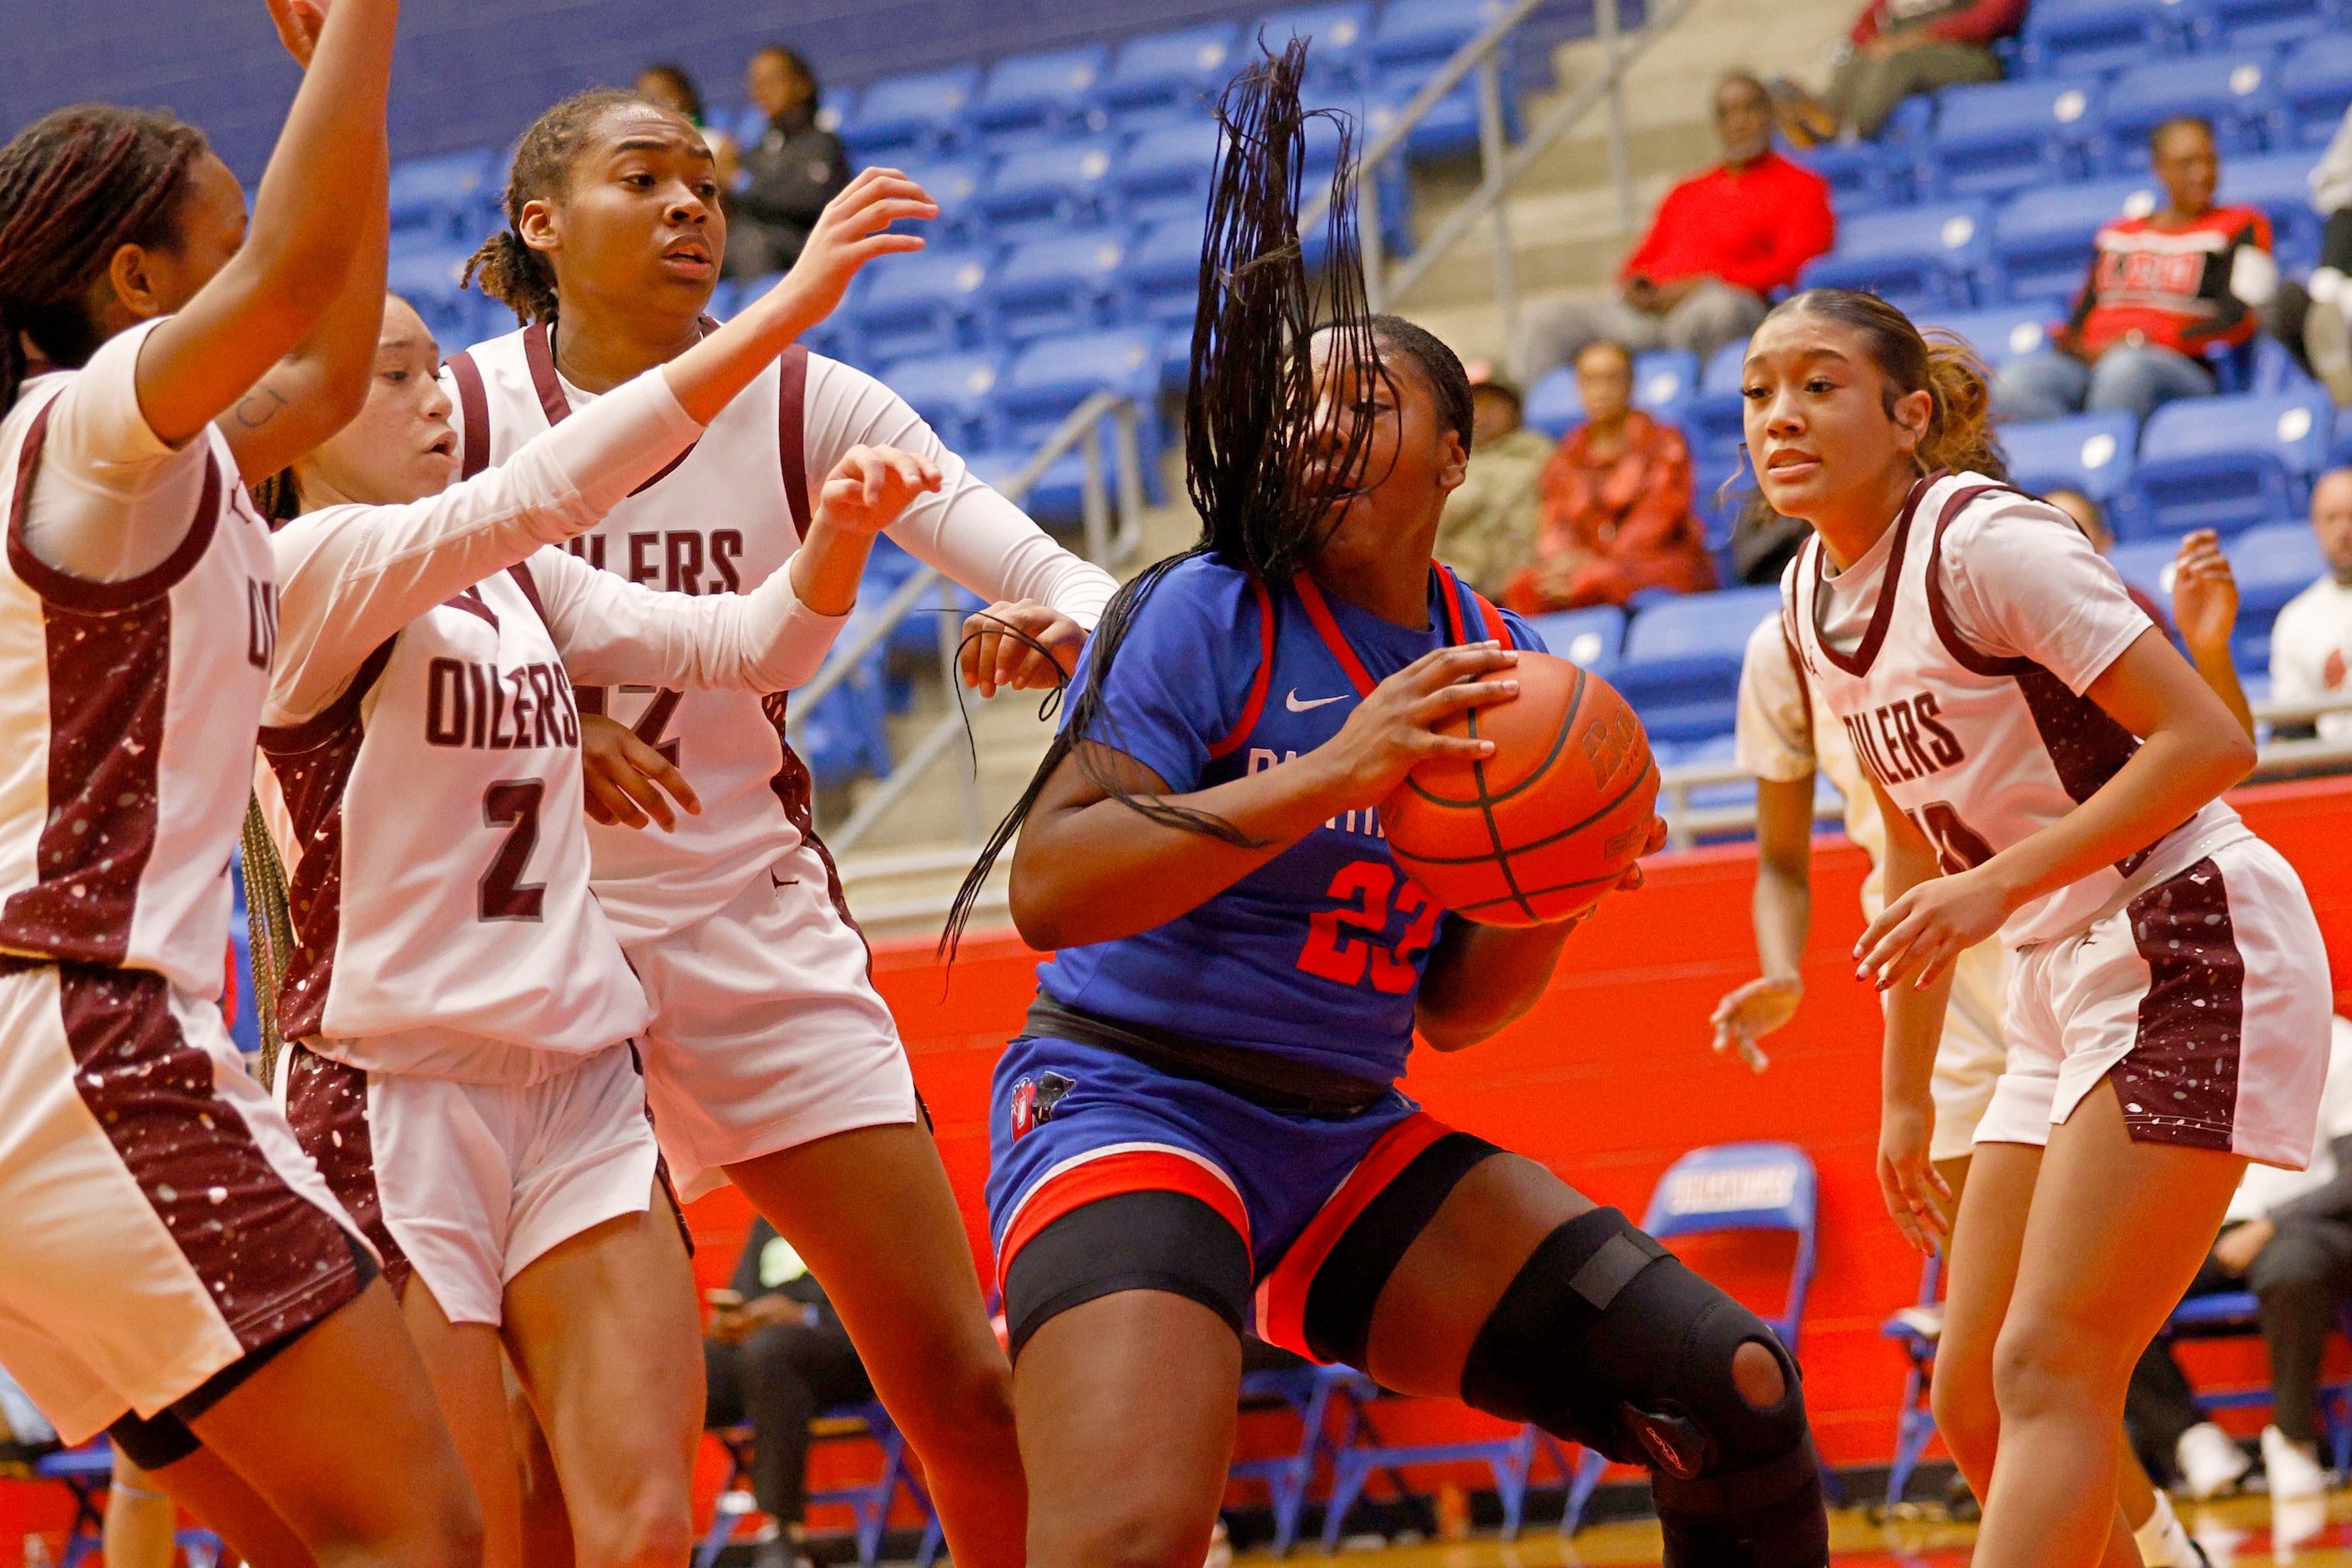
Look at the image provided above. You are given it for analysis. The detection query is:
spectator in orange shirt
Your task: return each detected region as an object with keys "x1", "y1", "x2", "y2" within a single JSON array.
[
  {"x1": 1530, "y1": 74, "x2": 1834, "y2": 379},
  {"x1": 1503, "y1": 341, "x2": 1718, "y2": 612}
]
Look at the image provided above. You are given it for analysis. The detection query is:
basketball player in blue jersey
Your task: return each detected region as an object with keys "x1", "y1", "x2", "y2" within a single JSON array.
[{"x1": 943, "y1": 47, "x2": 1833, "y2": 1568}]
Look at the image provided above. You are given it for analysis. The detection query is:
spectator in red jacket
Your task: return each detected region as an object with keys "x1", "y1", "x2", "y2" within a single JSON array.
[
  {"x1": 1529, "y1": 73, "x2": 1834, "y2": 379},
  {"x1": 1996, "y1": 117, "x2": 2277, "y2": 423},
  {"x1": 1768, "y1": 0, "x2": 2026, "y2": 142}
]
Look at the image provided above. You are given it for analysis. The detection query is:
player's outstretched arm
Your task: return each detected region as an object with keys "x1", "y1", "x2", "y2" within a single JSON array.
[{"x1": 1710, "y1": 774, "x2": 1818, "y2": 1072}]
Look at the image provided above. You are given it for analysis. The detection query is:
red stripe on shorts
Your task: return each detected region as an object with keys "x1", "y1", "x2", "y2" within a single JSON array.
[
  {"x1": 996, "y1": 1147, "x2": 1251, "y2": 1292},
  {"x1": 1254, "y1": 1112, "x2": 1454, "y2": 1360}
]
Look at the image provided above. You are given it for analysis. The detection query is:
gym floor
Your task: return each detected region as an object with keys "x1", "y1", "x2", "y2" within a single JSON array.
[{"x1": 1230, "y1": 1490, "x2": 2352, "y2": 1565}]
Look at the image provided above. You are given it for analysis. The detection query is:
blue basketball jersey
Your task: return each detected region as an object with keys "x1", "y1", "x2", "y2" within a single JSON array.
[{"x1": 1036, "y1": 554, "x2": 1545, "y2": 1085}]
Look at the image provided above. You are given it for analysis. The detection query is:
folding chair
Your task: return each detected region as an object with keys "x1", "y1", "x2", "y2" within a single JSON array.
[
  {"x1": 2157, "y1": 1292, "x2": 2352, "y2": 1476},
  {"x1": 1314, "y1": 1368, "x2": 1573, "y2": 1550},
  {"x1": 1880, "y1": 1252, "x2": 1947, "y2": 1506},
  {"x1": 695, "y1": 1404, "x2": 942, "y2": 1568},
  {"x1": 1224, "y1": 1361, "x2": 1346, "y2": 1557}
]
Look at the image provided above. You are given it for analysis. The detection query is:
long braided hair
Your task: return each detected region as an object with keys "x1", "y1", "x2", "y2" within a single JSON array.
[
  {"x1": 463, "y1": 88, "x2": 660, "y2": 326},
  {"x1": 941, "y1": 38, "x2": 1397, "y2": 957},
  {"x1": 0, "y1": 106, "x2": 208, "y2": 410}
]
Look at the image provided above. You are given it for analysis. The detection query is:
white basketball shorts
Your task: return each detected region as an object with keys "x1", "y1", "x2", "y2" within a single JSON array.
[
  {"x1": 1927, "y1": 938, "x2": 2011, "y2": 1161},
  {"x1": 1976, "y1": 836, "x2": 2331, "y2": 1171},
  {"x1": 0, "y1": 961, "x2": 367, "y2": 1444},
  {"x1": 284, "y1": 1040, "x2": 660, "y2": 1326},
  {"x1": 624, "y1": 840, "x2": 918, "y2": 1201}
]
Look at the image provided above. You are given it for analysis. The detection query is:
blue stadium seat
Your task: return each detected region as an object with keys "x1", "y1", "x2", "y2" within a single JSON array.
[
  {"x1": 1259, "y1": 3, "x2": 1378, "y2": 90},
  {"x1": 877, "y1": 351, "x2": 1006, "y2": 453},
  {"x1": 1364, "y1": 66, "x2": 1520, "y2": 164},
  {"x1": 1699, "y1": 339, "x2": 1749, "y2": 396},
  {"x1": 2018, "y1": 0, "x2": 2183, "y2": 78},
  {"x1": 1882, "y1": 94, "x2": 1939, "y2": 145},
  {"x1": 2220, "y1": 152, "x2": 2328, "y2": 274},
  {"x1": 974, "y1": 139, "x2": 1120, "y2": 240},
  {"x1": 998, "y1": 330, "x2": 1161, "y2": 447},
  {"x1": 1632, "y1": 349, "x2": 1702, "y2": 424},
  {"x1": 890, "y1": 158, "x2": 992, "y2": 247},
  {"x1": 1101, "y1": 23, "x2": 1240, "y2": 129},
  {"x1": 1115, "y1": 121, "x2": 1223, "y2": 229},
  {"x1": 1611, "y1": 587, "x2": 1787, "y2": 744},
  {"x1": 389, "y1": 149, "x2": 498, "y2": 241},
  {"x1": 1922, "y1": 303, "x2": 2061, "y2": 369},
  {"x1": 1123, "y1": 217, "x2": 1208, "y2": 328},
  {"x1": 1796, "y1": 200, "x2": 1993, "y2": 315},
  {"x1": 1794, "y1": 141, "x2": 1902, "y2": 214},
  {"x1": 387, "y1": 246, "x2": 490, "y2": 350},
  {"x1": 2118, "y1": 391, "x2": 2333, "y2": 539},
  {"x1": 844, "y1": 249, "x2": 994, "y2": 363},
  {"x1": 2183, "y1": 0, "x2": 2342, "y2": 52},
  {"x1": 1985, "y1": 175, "x2": 2159, "y2": 303},
  {"x1": 2226, "y1": 518, "x2": 2329, "y2": 668},
  {"x1": 1523, "y1": 366, "x2": 1585, "y2": 439},
  {"x1": 841, "y1": 65, "x2": 982, "y2": 160},
  {"x1": 2000, "y1": 411, "x2": 2139, "y2": 500},
  {"x1": 2279, "y1": 34, "x2": 2352, "y2": 145},
  {"x1": 1523, "y1": 607, "x2": 1626, "y2": 676},
  {"x1": 2105, "y1": 535, "x2": 2180, "y2": 608},
  {"x1": 1293, "y1": 108, "x2": 1416, "y2": 261},
  {"x1": 1370, "y1": 0, "x2": 1520, "y2": 77},
  {"x1": 2097, "y1": 54, "x2": 2281, "y2": 173},
  {"x1": 1682, "y1": 341, "x2": 1753, "y2": 463},
  {"x1": 988, "y1": 233, "x2": 1132, "y2": 345},
  {"x1": 1917, "y1": 78, "x2": 2102, "y2": 200},
  {"x1": 968, "y1": 45, "x2": 1110, "y2": 147}
]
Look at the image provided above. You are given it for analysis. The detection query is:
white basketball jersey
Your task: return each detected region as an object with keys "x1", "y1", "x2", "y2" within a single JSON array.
[
  {"x1": 0, "y1": 376, "x2": 276, "y2": 995},
  {"x1": 443, "y1": 324, "x2": 838, "y2": 943},
  {"x1": 258, "y1": 560, "x2": 651, "y2": 1085},
  {"x1": 1785, "y1": 472, "x2": 2248, "y2": 948}
]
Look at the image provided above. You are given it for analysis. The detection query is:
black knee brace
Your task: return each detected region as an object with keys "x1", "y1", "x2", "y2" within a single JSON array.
[{"x1": 1460, "y1": 1206, "x2": 1828, "y2": 1567}]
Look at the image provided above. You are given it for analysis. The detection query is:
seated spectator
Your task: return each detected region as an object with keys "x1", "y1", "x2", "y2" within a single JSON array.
[
  {"x1": 1501, "y1": 341, "x2": 1716, "y2": 612},
  {"x1": 726, "y1": 46, "x2": 851, "y2": 280},
  {"x1": 636, "y1": 62, "x2": 740, "y2": 187},
  {"x1": 706, "y1": 1219, "x2": 874, "y2": 1568},
  {"x1": 2270, "y1": 467, "x2": 2352, "y2": 741},
  {"x1": 2127, "y1": 1016, "x2": 2352, "y2": 1502},
  {"x1": 1530, "y1": 75, "x2": 1834, "y2": 378},
  {"x1": 1996, "y1": 117, "x2": 2277, "y2": 424},
  {"x1": 1432, "y1": 375, "x2": 1555, "y2": 599},
  {"x1": 2272, "y1": 105, "x2": 2352, "y2": 404},
  {"x1": 1766, "y1": 0, "x2": 2022, "y2": 144}
]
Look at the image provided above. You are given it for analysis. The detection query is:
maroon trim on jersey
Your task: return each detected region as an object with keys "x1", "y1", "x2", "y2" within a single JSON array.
[
  {"x1": 522, "y1": 322, "x2": 575, "y2": 428},
  {"x1": 7, "y1": 397, "x2": 225, "y2": 614},
  {"x1": 259, "y1": 639, "x2": 397, "y2": 1039},
  {"x1": 761, "y1": 691, "x2": 869, "y2": 969},
  {"x1": 778, "y1": 344, "x2": 812, "y2": 539},
  {"x1": 281, "y1": 1045, "x2": 411, "y2": 1298},
  {"x1": 446, "y1": 352, "x2": 492, "y2": 482},
  {"x1": 2113, "y1": 857, "x2": 2244, "y2": 1152},
  {"x1": 1804, "y1": 473, "x2": 1933, "y2": 679},
  {"x1": 443, "y1": 585, "x2": 499, "y2": 630},
  {"x1": 505, "y1": 561, "x2": 552, "y2": 629},
  {"x1": 1924, "y1": 483, "x2": 2036, "y2": 679},
  {"x1": 1206, "y1": 577, "x2": 1280, "y2": 761},
  {"x1": 56, "y1": 964, "x2": 365, "y2": 1347}
]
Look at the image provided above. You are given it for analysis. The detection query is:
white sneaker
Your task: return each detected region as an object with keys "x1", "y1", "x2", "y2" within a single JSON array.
[
  {"x1": 2177, "y1": 1422, "x2": 2253, "y2": 1499},
  {"x1": 2261, "y1": 1424, "x2": 2331, "y2": 1500},
  {"x1": 1203, "y1": 1518, "x2": 1232, "y2": 1568}
]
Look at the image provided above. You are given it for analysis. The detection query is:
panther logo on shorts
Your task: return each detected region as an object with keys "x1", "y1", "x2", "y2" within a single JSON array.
[{"x1": 1009, "y1": 1071, "x2": 1076, "y2": 1139}]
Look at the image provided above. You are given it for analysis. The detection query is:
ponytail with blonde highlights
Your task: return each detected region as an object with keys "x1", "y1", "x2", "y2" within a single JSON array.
[{"x1": 1765, "y1": 288, "x2": 2009, "y2": 483}]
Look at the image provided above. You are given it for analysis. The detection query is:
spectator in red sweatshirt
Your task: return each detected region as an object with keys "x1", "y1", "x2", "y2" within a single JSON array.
[
  {"x1": 1529, "y1": 73, "x2": 1834, "y2": 380},
  {"x1": 1769, "y1": 0, "x2": 2026, "y2": 142}
]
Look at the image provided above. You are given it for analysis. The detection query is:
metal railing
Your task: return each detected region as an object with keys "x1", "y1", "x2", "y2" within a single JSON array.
[
  {"x1": 1293, "y1": 0, "x2": 1704, "y2": 381},
  {"x1": 791, "y1": 390, "x2": 1150, "y2": 854}
]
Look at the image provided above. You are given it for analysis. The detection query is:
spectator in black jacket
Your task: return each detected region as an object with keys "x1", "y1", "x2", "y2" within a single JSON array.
[
  {"x1": 726, "y1": 45, "x2": 852, "y2": 280},
  {"x1": 706, "y1": 1219, "x2": 875, "y2": 1565}
]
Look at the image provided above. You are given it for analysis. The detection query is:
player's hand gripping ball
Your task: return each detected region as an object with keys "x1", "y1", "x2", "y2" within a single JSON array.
[{"x1": 1378, "y1": 653, "x2": 1659, "y2": 927}]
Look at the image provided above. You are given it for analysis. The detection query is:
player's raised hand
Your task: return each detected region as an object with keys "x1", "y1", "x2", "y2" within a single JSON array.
[
  {"x1": 1710, "y1": 975, "x2": 1799, "y2": 1073},
  {"x1": 1318, "y1": 642, "x2": 1520, "y2": 806},
  {"x1": 2171, "y1": 529, "x2": 2240, "y2": 658},
  {"x1": 766, "y1": 168, "x2": 938, "y2": 324},
  {"x1": 1855, "y1": 862, "x2": 2010, "y2": 992},
  {"x1": 263, "y1": 0, "x2": 329, "y2": 67},
  {"x1": 816, "y1": 445, "x2": 943, "y2": 535},
  {"x1": 578, "y1": 714, "x2": 701, "y2": 832},
  {"x1": 1877, "y1": 1095, "x2": 1952, "y2": 1255},
  {"x1": 961, "y1": 600, "x2": 1084, "y2": 697}
]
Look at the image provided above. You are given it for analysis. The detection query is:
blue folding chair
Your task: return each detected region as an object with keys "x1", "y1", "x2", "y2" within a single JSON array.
[
  {"x1": 1317, "y1": 1368, "x2": 1573, "y2": 1550},
  {"x1": 1797, "y1": 200, "x2": 1994, "y2": 315},
  {"x1": 1562, "y1": 1142, "x2": 1827, "y2": 1534},
  {"x1": 2018, "y1": 0, "x2": 2185, "y2": 78},
  {"x1": 35, "y1": 1441, "x2": 223, "y2": 1567},
  {"x1": 695, "y1": 1405, "x2": 941, "y2": 1568},
  {"x1": 1122, "y1": 216, "x2": 1210, "y2": 329},
  {"x1": 1682, "y1": 340, "x2": 1753, "y2": 464},
  {"x1": 1524, "y1": 606, "x2": 1629, "y2": 678},
  {"x1": 1880, "y1": 1253, "x2": 1948, "y2": 1506},
  {"x1": 2117, "y1": 391, "x2": 2333, "y2": 539},
  {"x1": 1259, "y1": 3, "x2": 1379, "y2": 91},
  {"x1": 1115, "y1": 120, "x2": 1224, "y2": 229},
  {"x1": 1915, "y1": 78, "x2": 2102, "y2": 200},
  {"x1": 988, "y1": 232, "x2": 1132, "y2": 346},
  {"x1": 2279, "y1": 33, "x2": 2352, "y2": 145},
  {"x1": 844, "y1": 248, "x2": 993, "y2": 363},
  {"x1": 974, "y1": 139, "x2": 1120, "y2": 242},
  {"x1": 878, "y1": 350, "x2": 1007, "y2": 453},
  {"x1": 840, "y1": 65, "x2": 982, "y2": 161},
  {"x1": 1524, "y1": 365, "x2": 1586, "y2": 439},
  {"x1": 1225, "y1": 1361, "x2": 1348, "y2": 1557},
  {"x1": 1101, "y1": 23, "x2": 1240, "y2": 130},
  {"x1": 2097, "y1": 53, "x2": 2281, "y2": 173},
  {"x1": 2157, "y1": 1293, "x2": 2352, "y2": 1477},
  {"x1": 2003, "y1": 411, "x2": 2140, "y2": 501},
  {"x1": 1922, "y1": 302, "x2": 2060, "y2": 369},
  {"x1": 1612, "y1": 587, "x2": 1788, "y2": 743},
  {"x1": 966, "y1": 45, "x2": 1110, "y2": 149},
  {"x1": 1985, "y1": 175, "x2": 2158, "y2": 304}
]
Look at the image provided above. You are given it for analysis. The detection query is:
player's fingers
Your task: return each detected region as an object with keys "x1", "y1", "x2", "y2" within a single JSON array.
[
  {"x1": 604, "y1": 751, "x2": 679, "y2": 832},
  {"x1": 1414, "y1": 677, "x2": 1519, "y2": 720},
  {"x1": 639, "y1": 752, "x2": 702, "y2": 818},
  {"x1": 583, "y1": 771, "x2": 649, "y2": 831},
  {"x1": 1615, "y1": 859, "x2": 1646, "y2": 893},
  {"x1": 1399, "y1": 641, "x2": 1515, "y2": 686},
  {"x1": 1424, "y1": 734, "x2": 1500, "y2": 761}
]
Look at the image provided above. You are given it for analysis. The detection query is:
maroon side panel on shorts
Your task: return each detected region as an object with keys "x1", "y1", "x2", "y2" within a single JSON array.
[
  {"x1": 281, "y1": 1048, "x2": 411, "y2": 1297},
  {"x1": 2115, "y1": 857, "x2": 2244, "y2": 1151},
  {"x1": 56, "y1": 965, "x2": 361, "y2": 1348}
]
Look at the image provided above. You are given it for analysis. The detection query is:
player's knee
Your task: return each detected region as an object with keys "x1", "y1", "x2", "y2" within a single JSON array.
[
  {"x1": 596, "y1": 1484, "x2": 695, "y2": 1568},
  {"x1": 903, "y1": 1343, "x2": 1017, "y2": 1456},
  {"x1": 1989, "y1": 1311, "x2": 2109, "y2": 1421},
  {"x1": 1459, "y1": 1206, "x2": 1828, "y2": 1565},
  {"x1": 1030, "y1": 1493, "x2": 1216, "y2": 1568}
]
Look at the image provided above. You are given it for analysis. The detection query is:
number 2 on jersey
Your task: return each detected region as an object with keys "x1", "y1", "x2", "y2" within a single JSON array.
[
  {"x1": 1297, "y1": 862, "x2": 1443, "y2": 994},
  {"x1": 480, "y1": 780, "x2": 547, "y2": 921}
]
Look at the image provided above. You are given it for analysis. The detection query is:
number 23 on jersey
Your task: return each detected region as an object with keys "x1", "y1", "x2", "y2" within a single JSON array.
[{"x1": 1297, "y1": 862, "x2": 1444, "y2": 994}]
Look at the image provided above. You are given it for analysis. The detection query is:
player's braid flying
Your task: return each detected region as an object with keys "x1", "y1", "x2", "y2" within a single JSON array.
[
  {"x1": 464, "y1": 88, "x2": 645, "y2": 326},
  {"x1": 942, "y1": 38, "x2": 1387, "y2": 961},
  {"x1": 0, "y1": 106, "x2": 205, "y2": 410}
]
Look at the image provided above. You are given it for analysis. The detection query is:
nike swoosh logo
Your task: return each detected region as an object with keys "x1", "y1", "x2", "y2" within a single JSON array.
[
  {"x1": 1285, "y1": 689, "x2": 1346, "y2": 712},
  {"x1": 771, "y1": 872, "x2": 799, "y2": 890}
]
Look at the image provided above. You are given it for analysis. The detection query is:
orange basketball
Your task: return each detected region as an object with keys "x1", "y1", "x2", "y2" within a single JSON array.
[{"x1": 1378, "y1": 652, "x2": 1660, "y2": 928}]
